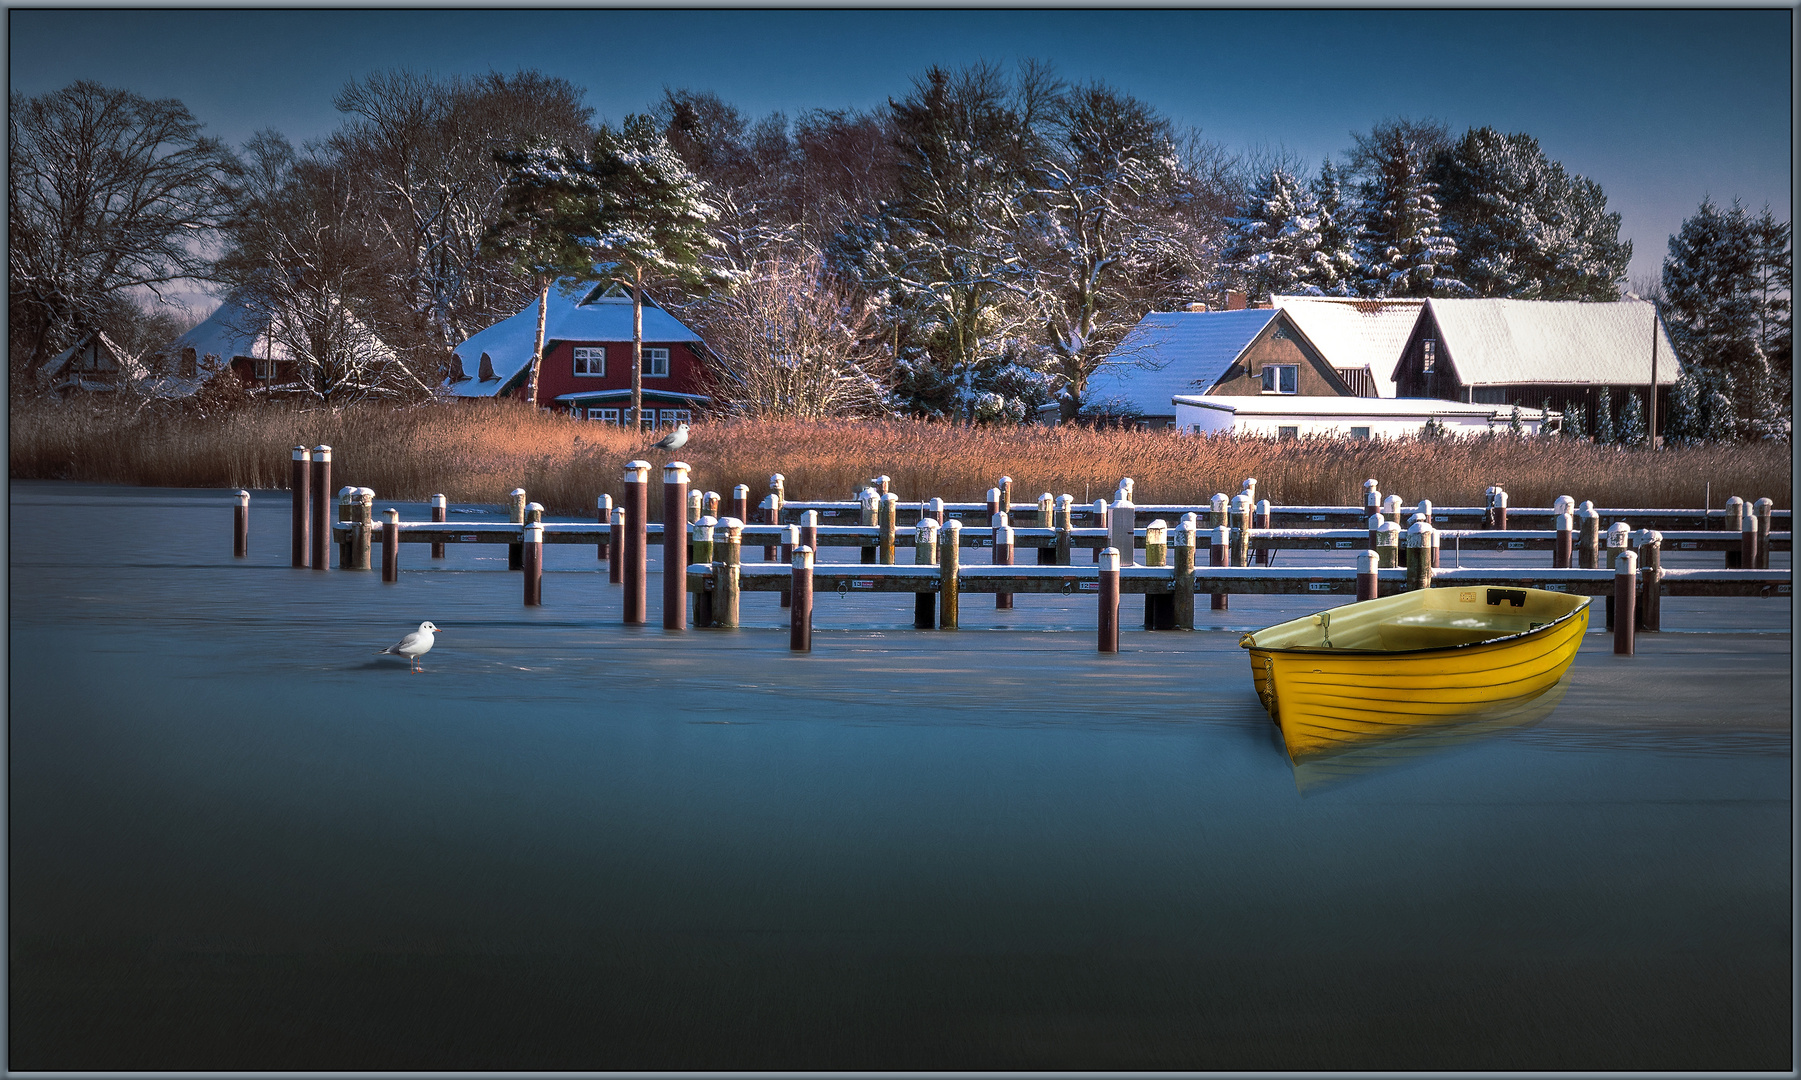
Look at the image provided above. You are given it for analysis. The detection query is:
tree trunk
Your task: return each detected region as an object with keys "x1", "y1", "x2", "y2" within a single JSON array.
[
  {"x1": 631, "y1": 266, "x2": 644, "y2": 430},
  {"x1": 525, "y1": 277, "x2": 549, "y2": 408}
]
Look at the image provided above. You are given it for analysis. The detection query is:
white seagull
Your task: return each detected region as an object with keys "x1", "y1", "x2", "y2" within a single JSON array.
[
  {"x1": 649, "y1": 421, "x2": 689, "y2": 452},
  {"x1": 378, "y1": 621, "x2": 440, "y2": 672}
]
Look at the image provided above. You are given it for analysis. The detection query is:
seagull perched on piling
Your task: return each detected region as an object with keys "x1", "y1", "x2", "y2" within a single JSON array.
[
  {"x1": 378, "y1": 621, "x2": 439, "y2": 672},
  {"x1": 649, "y1": 421, "x2": 689, "y2": 452}
]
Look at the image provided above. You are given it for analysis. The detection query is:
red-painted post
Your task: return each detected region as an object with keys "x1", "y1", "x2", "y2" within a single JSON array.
[
  {"x1": 1493, "y1": 487, "x2": 1508, "y2": 530},
  {"x1": 608, "y1": 507, "x2": 624, "y2": 585},
  {"x1": 1254, "y1": 498, "x2": 1272, "y2": 565},
  {"x1": 291, "y1": 446, "x2": 311, "y2": 567},
  {"x1": 993, "y1": 513, "x2": 1013, "y2": 610},
  {"x1": 1554, "y1": 512, "x2": 1574, "y2": 568},
  {"x1": 763, "y1": 494, "x2": 781, "y2": 562},
  {"x1": 233, "y1": 490, "x2": 250, "y2": 557},
  {"x1": 800, "y1": 509, "x2": 819, "y2": 558},
  {"x1": 1098, "y1": 547, "x2": 1121, "y2": 653},
  {"x1": 431, "y1": 494, "x2": 447, "y2": 559},
  {"x1": 523, "y1": 520, "x2": 544, "y2": 606},
  {"x1": 664, "y1": 462, "x2": 690, "y2": 630},
  {"x1": 1613, "y1": 549, "x2": 1637, "y2": 655},
  {"x1": 310, "y1": 445, "x2": 331, "y2": 571},
  {"x1": 1356, "y1": 549, "x2": 1378, "y2": 601},
  {"x1": 1209, "y1": 525, "x2": 1228, "y2": 610},
  {"x1": 928, "y1": 497, "x2": 945, "y2": 525},
  {"x1": 914, "y1": 519, "x2": 939, "y2": 629},
  {"x1": 381, "y1": 508, "x2": 400, "y2": 583},
  {"x1": 1092, "y1": 498, "x2": 1110, "y2": 563},
  {"x1": 790, "y1": 546, "x2": 814, "y2": 652},
  {"x1": 986, "y1": 486, "x2": 1001, "y2": 525},
  {"x1": 623, "y1": 461, "x2": 649, "y2": 624},
  {"x1": 731, "y1": 484, "x2": 750, "y2": 528},
  {"x1": 1754, "y1": 497, "x2": 1772, "y2": 569}
]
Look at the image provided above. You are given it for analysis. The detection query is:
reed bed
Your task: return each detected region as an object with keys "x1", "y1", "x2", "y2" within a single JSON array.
[{"x1": 11, "y1": 398, "x2": 1790, "y2": 517}]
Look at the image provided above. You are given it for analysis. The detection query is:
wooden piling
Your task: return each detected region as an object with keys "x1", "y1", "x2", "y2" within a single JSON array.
[
  {"x1": 1230, "y1": 493, "x2": 1252, "y2": 567},
  {"x1": 609, "y1": 507, "x2": 624, "y2": 584},
  {"x1": 233, "y1": 490, "x2": 250, "y2": 557},
  {"x1": 1482, "y1": 485, "x2": 1498, "y2": 529},
  {"x1": 1098, "y1": 547, "x2": 1121, "y2": 653},
  {"x1": 872, "y1": 474, "x2": 890, "y2": 497},
  {"x1": 1144, "y1": 519, "x2": 1172, "y2": 630},
  {"x1": 1405, "y1": 521, "x2": 1433, "y2": 590},
  {"x1": 310, "y1": 445, "x2": 331, "y2": 571},
  {"x1": 928, "y1": 497, "x2": 945, "y2": 525},
  {"x1": 337, "y1": 487, "x2": 355, "y2": 568},
  {"x1": 623, "y1": 462, "x2": 649, "y2": 624},
  {"x1": 800, "y1": 509, "x2": 819, "y2": 558},
  {"x1": 1356, "y1": 549, "x2": 1379, "y2": 601},
  {"x1": 507, "y1": 488, "x2": 527, "y2": 570},
  {"x1": 938, "y1": 519, "x2": 961, "y2": 630},
  {"x1": 1210, "y1": 525, "x2": 1228, "y2": 610},
  {"x1": 1723, "y1": 496, "x2": 1745, "y2": 567},
  {"x1": 717, "y1": 517, "x2": 742, "y2": 628},
  {"x1": 1578, "y1": 508, "x2": 1601, "y2": 569},
  {"x1": 859, "y1": 488, "x2": 878, "y2": 564},
  {"x1": 914, "y1": 518, "x2": 939, "y2": 629},
  {"x1": 1637, "y1": 529, "x2": 1662, "y2": 633},
  {"x1": 779, "y1": 524, "x2": 799, "y2": 609},
  {"x1": 1110, "y1": 495, "x2": 1136, "y2": 565},
  {"x1": 1754, "y1": 498, "x2": 1773, "y2": 569},
  {"x1": 381, "y1": 508, "x2": 399, "y2": 582},
  {"x1": 1741, "y1": 505, "x2": 1758, "y2": 570},
  {"x1": 1092, "y1": 498, "x2": 1110, "y2": 562},
  {"x1": 1417, "y1": 498, "x2": 1433, "y2": 525},
  {"x1": 879, "y1": 493, "x2": 899, "y2": 565},
  {"x1": 1172, "y1": 519, "x2": 1196, "y2": 630},
  {"x1": 291, "y1": 446, "x2": 311, "y2": 568},
  {"x1": 664, "y1": 462, "x2": 691, "y2": 630},
  {"x1": 523, "y1": 520, "x2": 543, "y2": 606},
  {"x1": 1035, "y1": 494, "x2": 1056, "y2": 564},
  {"x1": 1254, "y1": 498, "x2": 1272, "y2": 564},
  {"x1": 993, "y1": 513, "x2": 1014, "y2": 610},
  {"x1": 1613, "y1": 549, "x2": 1637, "y2": 656},
  {"x1": 1367, "y1": 513, "x2": 1383, "y2": 558},
  {"x1": 693, "y1": 517, "x2": 716, "y2": 627},
  {"x1": 732, "y1": 484, "x2": 750, "y2": 527},
  {"x1": 986, "y1": 486, "x2": 1001, "y2": 525},
  {"x1": 596, "y1": 494, "x2": 613, "y2": 561},
  {"x1": 998, "y1": 476, "x2": 1012, "y2": 516},
  {"x1": 1554, "y1": 512, "x2": 1574, "y2": 568},
  {"x1": 1377, "y1": 521, "x2": 1401, "y2": 568},
  {"x1": 351, "y1": 489, "x2": 374, "y2": 571},
  {"x1": 762, "y1": 494, "x2": 781, "y2": 561},
  {"x1": 431, "y1": 494, "x2": 447, "y2": 559},
  {"x1": 790, "y1": 545, "x2": 814, "y2": 652},
  {"x1": 1493, "y1": 487, "x2": 1509, "y2": 530},
  {"x1": 703, "y1": 490, "x2": 720, "y2": 519},
  {"x1": 1054, "y1": 495, "x2": 1073, "y2": 565},
  {"x1": 1383, "y1": 493, "x2": 1403, "y2": 529},
  {"x1": 770, "y1": 473, "x2": 786, "y2": 522}
]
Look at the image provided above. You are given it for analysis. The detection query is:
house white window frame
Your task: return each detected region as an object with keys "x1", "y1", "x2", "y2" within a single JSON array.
[
  {"x1": 573, "y1": 346, "x2": 606, "y2": 376},
  {"x1": 1422, "y1": 338, "x2": 1437, "y2": 374},
  {"x1": 587, "y1": 407, "x2": 622, "y2": 424},
  {"x1": 1261, "y1": 364, "x2": 1299, "y2": 394},
  {"x1": 1349, "y1": 426, "x2": 1371, "y2": 440},
  {"x1": 642, "y1": 347, "x2": 670, "y2": 378},
  {"x1": 658, "y1": 408, "x2": 691, "y2": 427},
  {"x1": 254, "y1": 356, "x2": 277, "y2": 380}
]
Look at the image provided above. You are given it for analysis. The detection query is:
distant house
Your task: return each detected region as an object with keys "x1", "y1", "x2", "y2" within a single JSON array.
[
  {"x1": 151, "y1": 286, "x2": 310, "y2": 398},
  {"x1": 1392, "y1": 298, "x2": 1678, "y2": 435},
  {"x1": 1270, "y1": 295, "x2": 1427, "y2": 398},
  {"x1": 38, "y1": 331, "x2": 145, "y2": 395},
  {"x1": 447, "y1": 282, "x2": 713, "y2": 429},
  {"x1": 1173, "y1": 394, "x2": 1555, "y2": 439},
  {"x1": 1073, "y1": 306, "x2": 1366, "y2": 429}
]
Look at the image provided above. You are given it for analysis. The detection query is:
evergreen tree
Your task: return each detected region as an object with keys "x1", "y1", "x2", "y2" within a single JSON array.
[
  {"x1": 1508, "y1": 404, "x2": 1524, "y2": 436},
  {"x1": 1305, "y1": 159, "x2": 1360, "y2": 296},
  {"x1": 1618, "y1": 390, "x2": 1647, "y2": 446},
  {"x1": 1222, "y1": 166, "x2": 1322, "y2": 302},
  {"x1": 1665, "y1": 368, "x2": 1703, "y2": 444},
  {"x1": 1563, "y1": 398, "x2": 1587, "y2": 442},
  {"x1": 1540, "y1": 397, "x2": 1555, "y2": 438},
  {"x1": 1592, "y1": 386, "x2": 1615, "y2": 445},
  {"x1": 1348, "y1": 119, "x2": 1467, "y2": 297},
  {"x1": 1431, "y1": 126, "x2": 1629, "y2": 300}
]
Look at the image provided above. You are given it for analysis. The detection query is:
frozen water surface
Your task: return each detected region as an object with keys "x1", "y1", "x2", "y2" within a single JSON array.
[{"x1": 8, "y1": 482, "x2": 1791, "y2": 1070}]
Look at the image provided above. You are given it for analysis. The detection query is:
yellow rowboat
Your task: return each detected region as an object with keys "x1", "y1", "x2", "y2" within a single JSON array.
[{"x1": 1240, "y1": 586, "x2": 1590, "y2": 762}]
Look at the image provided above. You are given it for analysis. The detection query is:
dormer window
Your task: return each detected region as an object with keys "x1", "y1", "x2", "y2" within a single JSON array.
[
  {"x1": 1260, "y1": 364, "x2": 1298, "y2": 394},
  {"x1": 1422, "y1": 339, "x2": 1437, "y2": 374}
]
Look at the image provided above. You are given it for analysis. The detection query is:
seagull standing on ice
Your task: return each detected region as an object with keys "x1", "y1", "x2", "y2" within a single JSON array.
[
  {"x1": 378, "y1": 621, "x2": 440, "y2": 672},
  {"x1": 649, "y1": 421, "x2": 689, "y2": 452}
]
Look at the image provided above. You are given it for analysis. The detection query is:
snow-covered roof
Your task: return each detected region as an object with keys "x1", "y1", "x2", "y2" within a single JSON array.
[
  {"x1": 448, "y1": 282, "x2": 704, "y2": 399},
  {"x1": 1086, "y1": 309, "x2": 1281, "y2": 415},
  {"x1": 1271, "y1": 295, "x2": 1425, "y2": 397},
  {"x1": 39, "y1": 330, "x2": 145, "y2": 382},
  {"x1": 1411, "y1": 298, "x2": 1679, "y2": 387},
  {"x1": 1173, "y1": 394, "x2": 1550, "y2": 419},
  {"x1": 172, "y1": 286, "x2": 298, "y2": 367}
]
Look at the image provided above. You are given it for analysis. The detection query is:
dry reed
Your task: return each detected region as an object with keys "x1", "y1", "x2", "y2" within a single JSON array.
[{"x1": 10, "y1": 398, "x2": 1789, "y2": 518}]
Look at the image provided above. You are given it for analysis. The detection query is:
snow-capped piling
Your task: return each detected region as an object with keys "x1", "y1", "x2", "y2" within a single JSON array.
[
  {"x1": 291, "y1": 446, "x2": 311, "y2": 568},
  {"x1": 336, "y1": 486, "x2": 356, "y2": 568},
  {"x1": 731, "y1": 484, "x2": 750, "y2": 528},
  {"x1": 233, "y1": 490, "x2": 250, "y2": 558},
  {"x1": 703, "y1": 490, "x2": 720, "y2": 520},
  {"x1": 522, "y1": 519, "x2": 543, "y2": 606},
  {"x1": 1405, "y1": 521, "x2": 1434, "y2": 590},
  {"x1": 1377, "y1": 520, "x2": 1401, "y2": 569},
  {"x1": 993, "y1": 513, "x2": 1014, "y2": 610},
  {"x1": 381, "y1": 508, "x2": 400, "y2": 583},
  {"x1": 1554, "y1": 512, "x2": 1574, "y2": 568},
  {"x1": 1363, "y1": 479, "x2": 1380, "y2": 518},
  {"x1": 1143, "y1": 520, "x2": 1171, "y2": 630},
  {"x1": 985, "y1": 487, "x2": 1001, "y2": 524},
  {"x1": 507, "y1": 488, "x2": 527, "y2": 570},
  {"x1": 431, "y1": 494, "x2": 448, "y2": 559},
  {"x1": 1254, "y1": 498, "x2": 1272, "y2": 564},
  {"x1": 998, "y1": 476, "x2": 1012, "y2": 516},
  {"x1": 914, "y1": 518, "x2": 939, "y2": 629},
  {"x1": 1208, "y1": 493, "x2": 1228, "y2": 535},
  {"x1": 1092, "y1": 498, "x2": 1109, "y2": 562},
  {"x1": 692, "y1": 519, "x2": 715, "y2": 627},
  {"x1": 1578, "y1": 506, "x2": 1601, "y2": 569},
  {"x1": 790, "y1": 546, "x2": 814, "y2": 653},
  {"x1": 1172, "y1": 518, "x2": 1197, "y2": 630},
  {"x1": 310, "y1": 446, "x2": 332, "y2": 572},
  {"x1": 1357, "y1": 549, "x2": 1379, "y2": 602},
  {"x1": 1230, "y1": 493, "x2": 1252, "y2": 567},
  {"x1": 762, "y1": 493, "x2": 781, "y2": 561},
  {"x1": 1097, "y1": 547, "x2": 1121, "y2": 654},
  {"x1": 800, "y1": 509, "x2": 818, "y2": 558},
  {"x1": 716, "y1": 517, "x2": 743, "y2": 629},
  {"x1": 872, "y1": 474, "x2": 889, "y2": 497},
  {"x1": 1638, "y1": 530, "x2": 1663, "y2": 632},
  {"x1": 1110, "y1": 494, "x2": 1136, "y2": 565},
  {"x1": 1741, "y1": 504, "x2": 1759, "y2": 570},
  {"x1": 1383, "y1": 493, "x2": 1403, "y2": 529},
  {"x1": 927, "y1": 497, "x2": 945, "y2": 525},
  {"x1": 1367, "y1": 513, "x2": 1384, "y2": 557},
  {"x1": 858, "y1": 488, "x2": 878, "y2": 564},
  {"x1": 1614, "y1": 549, "x2": 1638, "y2": 656},
  {"x1": 622, "y1": 462, "x2": 649, "y2": 624},
  {"x1": 770, "y1": 473, "x2": 786, "y2": 517},
  {"x1": 350, "y1": 489, "x2": 375, "y2": 571},
  {"x1": 1054, "y1": 495, "x2": 1074, "y2": 565},
  {"x1": 608, "y1": 506, "x2": 624, "y2": 584},
  {"x1": 664, "y1": 463, "x2": 690, "y2": 631},
  {"x1": 1754, "y1": 498, "x2": 1773, "y2": 568},
  {"x1": 779, "y1": 524, "x2": 799, "y2": 608},
  {"x1": 938, "y1": 520, "x2": 962, "y2": 629},
  {"x1": 879, "y1": 493, "x2": 899, "y2": 564},
  {"x1": 596, "y1": 495, "x2": 612, "y2": 561},
  {"x1": 1210, "y1": 524, "x2": 1229, "y2": 611}
]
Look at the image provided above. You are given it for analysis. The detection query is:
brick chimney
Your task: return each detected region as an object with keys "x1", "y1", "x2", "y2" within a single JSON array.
[{"x1": 1226, "y1": 290, "x2": 1248, "y2": 311}]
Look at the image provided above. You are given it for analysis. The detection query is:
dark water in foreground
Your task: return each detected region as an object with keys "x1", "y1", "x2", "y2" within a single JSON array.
[{"x1": 8, "y1": 483, "x2": 1792, "y2": 1071}]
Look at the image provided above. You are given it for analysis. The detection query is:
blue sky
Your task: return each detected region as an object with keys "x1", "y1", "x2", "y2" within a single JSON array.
[{"x1": 10, "y1": 8, "x2": 1792, "y2": 293}]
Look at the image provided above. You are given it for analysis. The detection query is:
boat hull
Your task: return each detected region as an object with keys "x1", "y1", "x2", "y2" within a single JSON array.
[{"x1": 1242, "y1": 587, "x2": 1590, "y2": 761}]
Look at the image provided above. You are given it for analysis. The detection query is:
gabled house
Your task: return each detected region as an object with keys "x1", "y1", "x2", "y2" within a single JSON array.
[
  {"x1": 1391, "y1": 298, "x2": 1678, "y2": 437},
  {"x1": 1074, "y1": 307, "x2": 1365, "y2": 428},
  {"x1": 152, "y1": 286, "x2": 309, "y2": 398},
  {"x1": 1271, "y1": 295, "x2": 1427, "y2": 398},
  {"x1": 38, "y1": 331, "x2": 145, "y2": 394},
  {"x1": 447, "y1": 282, "x2": 713, "y2": 428}
]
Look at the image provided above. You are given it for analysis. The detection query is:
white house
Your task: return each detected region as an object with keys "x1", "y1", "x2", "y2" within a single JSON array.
[{"x1": 1173, "y1": 394, "x2": 1556, "y2": 439}]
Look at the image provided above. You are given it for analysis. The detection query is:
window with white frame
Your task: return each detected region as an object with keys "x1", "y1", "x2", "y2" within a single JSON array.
[
  {"x1": 1349, "y1": 426, "x2": 1371, "y2": 440},
  {"x1": 1421, "y1": 339, "x2": 1437, "y2": 373},
  {"x1": 255, "y1": 356, "x2": 277, "y2": 380},
  {"x1": 659, "y1": 408, "x2": 691, "y2": 427},
  {"x1": 642, "y1": 347, "x2": 670, "y2": 377},
  {"x1": 1261, "y1": 364, "x2": 1298, "y2": 394},
  {"x1": 574, "y1": 346, "x2": 606, "y2": 376}
]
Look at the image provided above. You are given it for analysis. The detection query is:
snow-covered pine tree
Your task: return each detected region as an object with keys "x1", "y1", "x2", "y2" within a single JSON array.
[
  {"x1": 1305, "y1": 159, "x2": 1360, "y2": 296},
  {"x1": 1661, "y1": 197, "x2": 1770, "y2": 437},
  {"x1": 1222, "y1": 166, "x2": 1322, "y2": 303},
  {"x1": 1618, "y1": 390, "x2": 1647, "y2": 446},
  {"x1": 1592, "y1": 387, "x2": 1615, "y2": 445},
  {"x1": 1508, "y1": 404, "x2": 1524, "y2": 436},
  {"x1": 584, "y1": 114, "x2": 734, "y2": 427},
  {"x1": 1665, "y1": 368, "x2": 1702, "y2": 445},
  {"x1": 1563, "y1": 398, "x2": 1587, "y2": 442},
  {"x1": 1540, "y1": 398, "x2": 1554, "y2": 437},
  {"x1": 1349, "y1": 120, "x2": 1468, "y2": 298}
]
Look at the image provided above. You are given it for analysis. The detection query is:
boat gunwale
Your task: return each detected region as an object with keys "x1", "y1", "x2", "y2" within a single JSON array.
[{"x1": 1239, "y1": 592, "x2": 1592, "y2": 659}]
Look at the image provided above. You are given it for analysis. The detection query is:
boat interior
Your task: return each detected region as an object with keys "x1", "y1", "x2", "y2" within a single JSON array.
[{"x1": 1244, "y1": 587, "x2": 1591, "y2": 653}]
